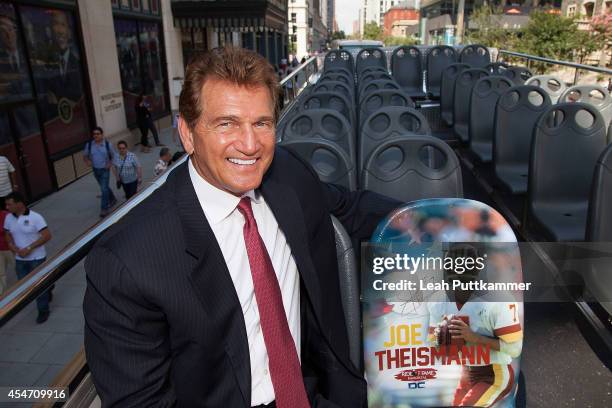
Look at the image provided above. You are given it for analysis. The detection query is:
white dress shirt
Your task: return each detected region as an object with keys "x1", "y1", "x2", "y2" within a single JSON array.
[{"x1": 188, "y1": 160, "x2": 301, "y2": 406}]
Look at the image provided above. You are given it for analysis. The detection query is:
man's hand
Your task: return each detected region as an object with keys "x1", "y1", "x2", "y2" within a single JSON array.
[
  {"x1": 449, "y1": 318, "x2": 479, "y2": 343},
  {"x1": 17, "y1": 246, "x2": 31, "y2": 258}
]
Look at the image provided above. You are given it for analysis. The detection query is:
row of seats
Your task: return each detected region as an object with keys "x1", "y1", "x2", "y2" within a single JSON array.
[
  {"x1": 277, "y1": 54, "x2": 464, "y2": 202},
  {"x1": 438, "y1": 60, "x2": 611, "y2": 241}
]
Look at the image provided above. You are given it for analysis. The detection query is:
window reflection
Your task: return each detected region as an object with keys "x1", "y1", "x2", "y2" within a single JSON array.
[{"x1": 0, "y1": 3, "x2": 32, "y2": 102}]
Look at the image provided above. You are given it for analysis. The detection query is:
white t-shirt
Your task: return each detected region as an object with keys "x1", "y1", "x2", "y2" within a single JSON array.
[
  {"x1": 0, "y1": 156, "x2": 16, "y2": 197},
  {"x1": 3, "y1": 210, "x2": 48, "y2": 261}
]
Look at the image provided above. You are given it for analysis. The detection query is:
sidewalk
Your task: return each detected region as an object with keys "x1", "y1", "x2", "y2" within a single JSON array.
[{"x1": 0, "y1": 126, "x2": 183, "y2": 403}]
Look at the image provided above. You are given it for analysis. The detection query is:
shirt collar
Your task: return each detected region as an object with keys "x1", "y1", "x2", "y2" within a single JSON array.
[{"x1": 188, "y1": 158, "x2": 261, "y2": 226}]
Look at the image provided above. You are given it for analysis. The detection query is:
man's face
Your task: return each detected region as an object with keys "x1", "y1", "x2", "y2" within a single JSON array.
[
  {"x1": 117, "y1": 143, "x2": 128, "y2": 155},
  {"x1": 51, "y1": 12, "x2": 70, "y2": 52},
  {"x1": 92, "y1": 130, "x2": 103, "y2": 143},
  {"x1": 179, "y1": 78, "x2": 276, "y2": 196},
  {"x1": 0, "y1": 16, "x2": 17, "y2": 52},
  {"x1": 5, "y1": 198, "x2": 21, "y2": 215}
]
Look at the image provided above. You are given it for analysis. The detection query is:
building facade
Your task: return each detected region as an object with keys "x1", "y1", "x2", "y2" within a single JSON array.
[
  {"x1": 360, "y1": 0, "x2": 417, "y2": 37},
  {"x1": 383, "y1": 3, "x2": 419, "y2": 36},
  {"x1": 0, "y1": 0, "x2": 288, "y2": 202},
  {"x1": 288, "y1": 0, "x2": 327, "y2": 60}
]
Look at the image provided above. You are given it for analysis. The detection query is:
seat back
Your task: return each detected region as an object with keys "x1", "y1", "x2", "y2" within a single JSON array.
[
  {"x1": 426, "y1": 45, "x2": 457, "y2": 97},
  {"x1": 279, "y1": 139, "x2": 357, "y2": 190},
  {"x1": 493, "y1": 85, "x2": 551, "y2": 193},
  {"x1": 528, "y1": 103, "x2": 607, "y2": 226},
  {"x1": 587, "y1": 143, "x2": 612, "y2": 241},
  {"x1": 459, "y1": 44, "x2": 490, "y2": 67},
  {"x1": 559, "y1": 85, "x2": 612, "y2": 128},
  {"x1": 453, "y1": 68, "x2": 489, "y2": 142},
  {"x1": 361, "y1": 135, "x2": 463, "y2": 201},
  {"x1": 485, "y1": 62, "x2": 510, "y2": 75},
  {"x1": 359, "y1": 106, "x2": 431, "y2": 171},
  {"x1": 360, "y1": 71, "x2": 394, "y2": 83},
  {"x1": 440, "y1": 63, "x2": 471, "y2": 126},
  {"x1": 358, "y1": 90, "x2": 415, "y2": 127},
  {"x1": 324, "y1": 50, "x2": 355, "y2": 73},
  {"x1": 358, "y1": 66, "x2": 388, "y2": 78},
  {"x1": 283, "y1": 108, "x2": 355, "y2": 160},
  {"x1": 502, "y1": 66, "x2": 533, "y2": 85},
  {"x1": 358, "y1": 80, "x2": 401, "y2": 101},
  {"x1": 318, "y1": 73, "x2": 354, "y2": 87},
  {"x1": 391, "y1": 46, "x2": 424, "y2": 96},
  {"x1": 330, "y1": 215, "x2": 361, "y2": 370},
  {"x1": 276, "y1": 102, "x2": 301, "y2": 141},
  {"x1": 312, "y1": 81, "x2": 354, "y2": 101},
  {"x1": 356, "y1": 47, "x2": 387, "y2": 74},
  {"x1": 469, "y1": 76, "x2": 514, "y2": 162},
  {"x1": 300, "y1": 91, "x2": 355, "y2": 128},
  {"x1": 324, "y1": 66, "x2": 354, "y2": 78},
  {"x1": 525, "y1": 75, "x2": 566, "y2": 103}
]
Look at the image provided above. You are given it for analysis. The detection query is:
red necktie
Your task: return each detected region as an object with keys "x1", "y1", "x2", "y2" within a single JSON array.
[{"x1": 237, "y1": 197, "x2": 310, "y2": 408}]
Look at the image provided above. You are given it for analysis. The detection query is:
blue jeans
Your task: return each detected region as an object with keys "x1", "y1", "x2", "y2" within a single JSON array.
[
  {"x1": 93, "y1": 167, "x2": 116, "y2": 211},
  {"x1": 16, "y1": 258, "x2": 49, "y2": 313}
]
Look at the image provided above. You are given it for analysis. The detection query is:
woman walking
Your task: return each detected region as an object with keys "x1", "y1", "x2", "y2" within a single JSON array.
[{"x1": 112, "y1": 141, "x2": 142, "y2": 200}]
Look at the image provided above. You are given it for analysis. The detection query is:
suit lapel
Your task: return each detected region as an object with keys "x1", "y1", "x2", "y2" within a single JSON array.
[
  {"x1": 260, "y1": 178, "x2": 324, "y2": 328},
  {"x1": 173, "y1": 163, "x2": 251, "y2": 406}
]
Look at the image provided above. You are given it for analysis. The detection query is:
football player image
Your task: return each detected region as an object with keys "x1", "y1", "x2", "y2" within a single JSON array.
[{"x1": 428, "y1": 248, "x2": 523, "y2": 408}]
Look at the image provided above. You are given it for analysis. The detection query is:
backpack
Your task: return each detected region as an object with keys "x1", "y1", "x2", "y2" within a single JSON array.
[{"x1": 87, "y1": 139, "x2": 113, "y2": 162}]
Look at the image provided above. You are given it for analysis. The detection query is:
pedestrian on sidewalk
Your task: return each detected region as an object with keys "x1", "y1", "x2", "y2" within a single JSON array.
[
  {"x1": 0, "y1": 209, "x2": 15, "y2": 295},
  {"x1": 3, "y1": 192, "x2": 52, "y2": 323},
  {"x1": 0, "y1": 155, "x2": 18, "y2": 209},
  {"x1": 83, "y1": 126, "x2": 117, "y2": 217},
  {"x1": 135, "y1": 94, "x2": 164, "y2": 152},
  {"x1": 112, "y1": 141, "x2": 142, "y2": 200},
  {"x1": 154, "y1": 147, "x2": 172, "y2": 177}
]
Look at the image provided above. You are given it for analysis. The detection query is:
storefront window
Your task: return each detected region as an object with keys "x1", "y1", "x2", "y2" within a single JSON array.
[
  {"x1": 20, "y1": 6, "x2": 90, "y2": 155},
  {"x1": 0, "y1": 3, "x2": 32, "y2": 103},
  {"x1": 114, "y1": 18, "x2": 167, "y2": 127}
]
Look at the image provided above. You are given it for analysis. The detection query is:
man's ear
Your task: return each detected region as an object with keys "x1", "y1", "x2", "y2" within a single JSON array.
[{"x1": 178, "y1": 116, "x2": 194, "y2": 155}]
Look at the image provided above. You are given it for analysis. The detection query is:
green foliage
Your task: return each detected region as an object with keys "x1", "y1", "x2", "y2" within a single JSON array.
[
  {"x1": 363, "y1": 22, "x2": 382, "y2": 40},
  {"x1": 330, "y1": 30, "x2": 346, "y2": 41},
  {"x1": 518, "y1": 11, "x2": 600, "y2": 68},
  {"x1": 383, "y1": 36, "x2": 419, "y2": 47},
  {"x1": 465, "y1": 5, "x2": 519, "y2": 49}
]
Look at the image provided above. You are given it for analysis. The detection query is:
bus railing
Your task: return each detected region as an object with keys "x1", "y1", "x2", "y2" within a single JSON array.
[{"x1": 497, "y1": 49, "x2": 612, "y2": 86}]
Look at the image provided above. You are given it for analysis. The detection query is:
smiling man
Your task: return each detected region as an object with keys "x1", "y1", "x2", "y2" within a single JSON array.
[{"x1": 84, "y1": 46, "x2": 398, "y2": 408}]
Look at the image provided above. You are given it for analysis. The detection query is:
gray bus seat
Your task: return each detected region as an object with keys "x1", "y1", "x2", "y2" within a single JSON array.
[
  {"x1": 312, "y1": 80, "x2": 354, "y2": 101},
  {"x1": 527, "y1": 102, "x2": 607, "y2": 241},
  {"x1": 453, "y1": 68, "x2": 489, "y2": 142},
  {"x1": 391, "y1": 46, "x2": 426, "y2": 98},
  {"x1": 426, "y1": 45, "x2": 457, "y2": 98},
  {"x1": 324, "y1": 50, "x2": 355, "y2": 73},
  {"x1": 469, "y1": 76, "x2": 514, "y2": 162},
  {"x1": 356, "y1": 48, "x2": 387, "y2": 74},
  {"x1": 282, "y1": 109, "x2": 355, "y2": 161},
  {"x1": 459, "y1": 44, "x2": 490, "y2": 68},
  {"x1": 280, "y1": 139, "x2": 357, "y2": 190},
  {"x1": 358, "y1": 90, "x2": 415, "y2": 127},
  {"x1": 300, "y1": 92, "x2": 356, "y2": 129},
  {"x1": 361, "y1": 135, "x2": 463, "y2": 202},
  {"x1": 494, "y1": 86, "x2": 551, "y2": 194},
  {"x1": 358, "y1": 80, "x2": 401, "y2": 102},
  {"x1": 525, "y1": 75, "x2": 566, "y2": 104},
  {"x1": 441, "y1": 63, "x2": 471, "y2": 126},
  {"x1": 559, "y1": 85, "x2": 612, "y2": 130},
  {"x1": 502, "y1": 66, "x2": 533, "y2": 85},
  {"x1": 359, "y1": 106, "x2": 431, "y2": 171}
]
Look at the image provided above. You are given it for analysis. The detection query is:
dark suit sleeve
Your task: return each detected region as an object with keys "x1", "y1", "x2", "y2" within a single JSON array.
[{"x1": 83, "y1": 245, "x2": 176, "y2": 408}]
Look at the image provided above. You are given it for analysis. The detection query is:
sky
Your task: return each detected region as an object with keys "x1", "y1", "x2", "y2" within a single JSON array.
[{"x1": 335, "y1": 0, "x2": 360, "y2": 34}]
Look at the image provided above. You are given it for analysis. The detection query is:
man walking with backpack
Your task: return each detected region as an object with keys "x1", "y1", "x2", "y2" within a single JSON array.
[{"x1": 83, "y1": 126, "x2": 117, "y2": 217}]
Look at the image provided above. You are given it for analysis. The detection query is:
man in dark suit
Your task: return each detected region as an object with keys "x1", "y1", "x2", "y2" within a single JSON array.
[{"x1": 84, "y1": 46, "x2": 398, "y2": 407}]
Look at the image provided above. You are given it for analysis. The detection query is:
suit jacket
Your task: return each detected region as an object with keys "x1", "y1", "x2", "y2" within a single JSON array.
[{"x1": 84, "y1": 147, "x2": 399, "y2": 407}]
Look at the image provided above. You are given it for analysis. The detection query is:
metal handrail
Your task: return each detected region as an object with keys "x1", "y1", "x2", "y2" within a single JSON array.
[{"x1": 497, "y1": 50, "x2": 612, "y2": 85}]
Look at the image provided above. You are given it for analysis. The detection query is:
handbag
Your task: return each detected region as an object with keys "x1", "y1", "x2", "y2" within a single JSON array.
[{"x1": 116, "y1": 156, "x2": 126, "y2": 190}]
